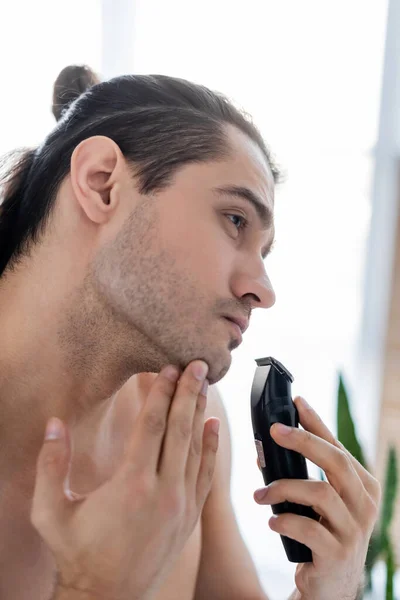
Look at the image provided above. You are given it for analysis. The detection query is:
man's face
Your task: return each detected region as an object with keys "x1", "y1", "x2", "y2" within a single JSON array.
[{"x1": 92, "y1": 126, "x2": 276, "y2": 384}]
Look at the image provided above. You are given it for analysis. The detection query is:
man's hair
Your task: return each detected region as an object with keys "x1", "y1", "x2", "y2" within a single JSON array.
[
  {"x1": 0, "y1": 72, "x2": 280, "y2": 277},
  {"x1": 52, "y1": 64, "x2": 101, "y2": 122}
]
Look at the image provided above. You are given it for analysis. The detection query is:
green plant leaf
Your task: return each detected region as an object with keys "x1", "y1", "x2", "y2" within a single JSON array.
[
  {"x1": 336, "y1": 373, "x2": 368, "y2": 470},
  {"x1": 380, "y1": 447, "x2": 398, "y2": 550},
  {"x1": 365, "y1": 531, "x2": 382, "y2": 590},
  {"x1": 385, "y1": 538, "x2": 396, "y2": 600},
  {"x1": 335, "y1": 373, "x2": 399, "y2": 595}
]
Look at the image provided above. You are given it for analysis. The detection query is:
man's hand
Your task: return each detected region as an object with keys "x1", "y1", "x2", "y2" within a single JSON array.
[
  {"x1": 31, "y1": 361, "x2": 219, "y2": 600},
  {"x1": 254, "y1": 396, "x2": 381, "y2": 600}
]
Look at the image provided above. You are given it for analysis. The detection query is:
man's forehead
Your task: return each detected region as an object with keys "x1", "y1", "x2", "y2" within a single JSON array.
[{"x1": 223, "y1": 125, "x2": 275, "y2": 212}]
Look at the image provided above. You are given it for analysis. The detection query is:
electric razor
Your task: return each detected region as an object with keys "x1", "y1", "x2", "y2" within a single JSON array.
[{"x1": 251, "y1": 356, "x2": 319, "y2": 563}]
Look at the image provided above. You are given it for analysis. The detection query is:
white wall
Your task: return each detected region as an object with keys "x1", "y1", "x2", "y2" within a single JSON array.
[
  {"x1": 356, "y1": 0, "x2": 400, "y2": 466},
  {"x1": 0, "y1": 0, "x2": 102, "y2": 153}
]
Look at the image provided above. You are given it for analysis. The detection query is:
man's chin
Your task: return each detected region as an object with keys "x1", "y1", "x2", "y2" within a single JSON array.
[
  {"x1": 164, "y1": 344, "x2": 232, "y2": 385},
  {"x1": 205, "y1": 352, "x2": 232, "y2": 385}
]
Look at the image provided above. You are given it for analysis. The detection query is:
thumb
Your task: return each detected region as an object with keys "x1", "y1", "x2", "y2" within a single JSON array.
[{"x1": 31, "y1": 417, "x2": 72, "y2": 535}]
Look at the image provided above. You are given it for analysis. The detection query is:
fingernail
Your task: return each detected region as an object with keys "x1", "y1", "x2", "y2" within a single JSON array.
[
  {"x1": 273, "y1": 423, "x2": 292, "y2": 435},
  {"x1": 300, "y1": 396, "x2": 312, "y2": 410},
  {"x1": 269, "y1": 515, "x2": 279, "y2": 529},
  {"x1": 201, "y1": 379, "x2": 209, "y2": 396},
  {"x1": 211, "y1": 419, "x2": 220, "y2": 435},
  {"x1": 254, "y1": 487, "x2": 268, "y2": 502},
  {"x1": 192, "y1": 361, "x2": 208, "y2": 381},
  {"x1": 45, "y1": 417, "x2": 64, "y2": 441},
  {"x1": 65, "y1": 489, "x2": 81, "y2": 502},
  {"x1": 163, "y1": 365, "x2": 180, "y2": 382}
]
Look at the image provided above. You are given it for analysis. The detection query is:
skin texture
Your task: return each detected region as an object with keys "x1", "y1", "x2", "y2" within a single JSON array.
[{"x1": 0, "y1": 123, "x2": 380, "y2": 600}]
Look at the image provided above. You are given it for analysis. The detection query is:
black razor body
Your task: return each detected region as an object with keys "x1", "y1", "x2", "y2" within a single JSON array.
[{"x1": 251, "y1": 356, "x2": 319, "y2": 563}]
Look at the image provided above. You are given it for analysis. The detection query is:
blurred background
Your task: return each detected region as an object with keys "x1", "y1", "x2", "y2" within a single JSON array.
[{"x1": 1, "y1": 0, "x2": 399, "y2": 597}]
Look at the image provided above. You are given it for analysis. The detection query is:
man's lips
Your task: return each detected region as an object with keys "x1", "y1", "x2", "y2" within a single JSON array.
[
  {"x1": 222, "y1": 315, "x2": 249, "y2": 343},
  {"x1": 223, "y1": 315, "x2": 249, "y2": 334}
]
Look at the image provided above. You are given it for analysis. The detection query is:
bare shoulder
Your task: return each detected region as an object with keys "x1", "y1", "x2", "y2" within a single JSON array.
[
  {"x1": 203, "y1": 384, "x2": 232, "y2": 497},
  {"x1": 204, "y1": 384, "x2": 228, "y2": 422},
  {"x1": 195, "y1": 384, "x2": 268, "y2": 599}
]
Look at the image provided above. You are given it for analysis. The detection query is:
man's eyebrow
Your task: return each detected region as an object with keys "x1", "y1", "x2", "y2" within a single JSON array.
[
  {"x1": 261, "y1": 237, "x2": 275, "y2": 260},
  {"x1": 213, "y1": 184, "x2": 274, "y2": 230}
]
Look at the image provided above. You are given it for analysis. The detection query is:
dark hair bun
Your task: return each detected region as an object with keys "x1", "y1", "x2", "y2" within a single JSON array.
[{"x1": 52, "y1": 65, "x2": 101, "y2": 121}]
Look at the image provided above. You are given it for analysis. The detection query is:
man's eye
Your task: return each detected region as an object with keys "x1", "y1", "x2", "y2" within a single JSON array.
[{"x1": 226, "y1": 214, "x2": 249, "y2": 231}]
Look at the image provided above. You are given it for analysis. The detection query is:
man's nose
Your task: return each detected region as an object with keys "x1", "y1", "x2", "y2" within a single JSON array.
[{"x1": 233, "y1": 260, "x2": 276, "y2": 310}]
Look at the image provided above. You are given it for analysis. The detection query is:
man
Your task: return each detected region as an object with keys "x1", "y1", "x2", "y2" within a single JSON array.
[{"x1": 0, "y1": 74, "x2": 380, "y2": 600}]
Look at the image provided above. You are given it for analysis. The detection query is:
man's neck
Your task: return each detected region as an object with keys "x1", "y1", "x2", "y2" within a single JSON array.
[{"x1": 0, "y1": 261, "x2": 150, "y2": 492}]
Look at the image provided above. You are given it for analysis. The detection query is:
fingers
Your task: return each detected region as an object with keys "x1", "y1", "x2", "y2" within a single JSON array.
[
  {"x1": 294, "y1": 396, "x2": 381, "y2": 504},
  {"x1": 254, "y1": 479, "x2": 357, "y2": 544},
  {"x1": 270, "y1": 421, "x2": 366, "y2": 517},
  {"x1": 31, "y1": 418, "x2": 72, "y2": 534},
  {"x1": 123, "y1": 365, "x2": 181, "y2": 473},
  {"x1": 195, "y1": 417, "x2": 220, "y2": 509},
  {"x1": 185, "y1": 382, "x2": 208, "y2": 490},
  {"x1": 159, "y1": 361, "x2": 209, "y2": 483},
  {"x1": 268, "y1": 512, "x2": 341, "y2": 559}
]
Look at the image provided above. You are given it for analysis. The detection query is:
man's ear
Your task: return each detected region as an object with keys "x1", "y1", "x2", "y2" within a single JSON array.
[{"x1": 70, "y1": 136, "x2": 127, "y2": 225}]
